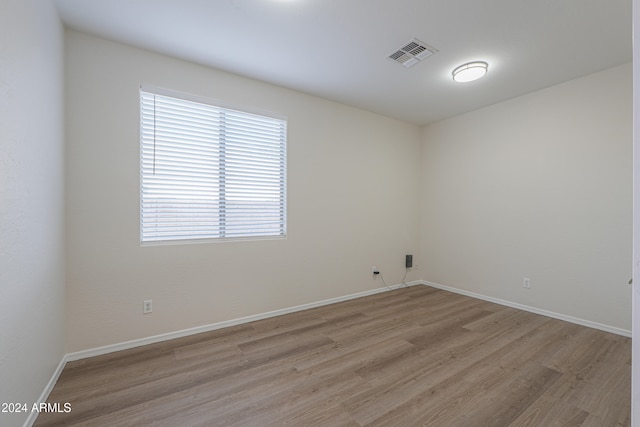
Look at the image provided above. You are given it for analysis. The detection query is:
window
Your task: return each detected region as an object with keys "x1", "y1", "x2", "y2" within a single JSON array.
[{"x1": 140, "y1": 87, "x2": 287, "y2": 244}]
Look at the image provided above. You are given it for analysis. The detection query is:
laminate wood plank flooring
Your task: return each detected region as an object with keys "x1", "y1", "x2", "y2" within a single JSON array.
[{"x1": 35, "y1": 286, "x2": 631, "y2": 426}]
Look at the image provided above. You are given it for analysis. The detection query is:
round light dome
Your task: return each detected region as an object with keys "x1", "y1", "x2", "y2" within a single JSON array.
[{"x1": 452, "y1": 61, "x2": 488, "y2": 83}]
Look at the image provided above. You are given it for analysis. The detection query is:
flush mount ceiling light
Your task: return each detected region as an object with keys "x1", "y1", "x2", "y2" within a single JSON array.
[{"x1": 452, "y1": 61, "x2": 488, "y2": 83}]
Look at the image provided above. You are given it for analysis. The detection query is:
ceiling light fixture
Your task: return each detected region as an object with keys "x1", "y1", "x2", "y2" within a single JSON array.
[{"x1": 452, "y1": 61, "x2": 488, "y2": 83}]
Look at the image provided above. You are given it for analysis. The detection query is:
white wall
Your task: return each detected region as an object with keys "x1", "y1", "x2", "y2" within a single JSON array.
[
  {"x1": 421, "y1": 63, "x2": 632, "y2": 332},
  {"x1": 64, "y1": 30, "x2": 421, "y2": 353},
  {"x1": 0, "y1": 1, "x2": 65, "y2": 426}
]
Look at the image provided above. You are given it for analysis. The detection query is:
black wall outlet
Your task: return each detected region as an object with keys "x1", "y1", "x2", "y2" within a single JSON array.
[{"x1": 405, "y1": 254, "x2": 413, "y2": 268}]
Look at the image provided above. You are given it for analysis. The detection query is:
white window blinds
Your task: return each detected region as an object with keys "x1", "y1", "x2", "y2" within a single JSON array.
[{"x1": 140, "y1": 88, "x2": 287, "y2": 243}]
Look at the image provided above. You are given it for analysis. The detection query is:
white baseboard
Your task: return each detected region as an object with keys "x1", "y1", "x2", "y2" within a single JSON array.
[
  {"x1": 419, "y1": 280, "x2": 631, "y2": 337},
  {"x1": 36, "y1": 283, "x2": 413, "y2": 426},
  {"x1": 36, "y1": 277, "x2": 628, "y2": 427},
  {"x1": 66, "y1": 281, "x2": 419, "y2": 362},
  {"x1": 23, "y1": 354, "x2": 68, "y2": 427}
]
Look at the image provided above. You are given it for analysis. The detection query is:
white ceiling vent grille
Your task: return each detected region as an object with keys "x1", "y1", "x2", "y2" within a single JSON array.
[{"x1": 388, "y1": 39, "x2": 438, "y2": 68}]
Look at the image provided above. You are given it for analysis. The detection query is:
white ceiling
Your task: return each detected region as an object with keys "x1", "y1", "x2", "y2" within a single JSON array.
[{"x1": 54, "y1": 0, "x2": 632, "y2": 125}]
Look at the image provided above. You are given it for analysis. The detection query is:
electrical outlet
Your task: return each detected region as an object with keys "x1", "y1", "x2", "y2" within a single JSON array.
[
  {"x1": 372, "y1": 266, "x2": 380, "y2": 275},
  {"x1": 523, "y1": 278, "x2": 531, "y2": 289},
  {"x1": 143, "y1": 300, "x2": 153, "y2": 314}
]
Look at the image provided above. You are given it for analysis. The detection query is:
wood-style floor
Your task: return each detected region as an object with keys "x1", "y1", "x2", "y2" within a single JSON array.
[{"x1": 35, "y1": 286, "x2": 631, "y2": 426}]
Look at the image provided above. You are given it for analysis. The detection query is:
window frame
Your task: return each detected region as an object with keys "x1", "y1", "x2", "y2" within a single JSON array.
[{"x1": 139, "y1": 86, "x2": 288, "y2": 245}]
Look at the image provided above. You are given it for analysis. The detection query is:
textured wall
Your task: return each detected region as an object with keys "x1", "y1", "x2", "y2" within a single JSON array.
[
  {"x1": 0, "y1": 1, "x2": 66, "y2": 426},
  {"x1": 421, "y1": 63, "x2": 632, "y2": 331},
  {"x1": 64, "y1": 30, "x2": 422, "y2": 352}
]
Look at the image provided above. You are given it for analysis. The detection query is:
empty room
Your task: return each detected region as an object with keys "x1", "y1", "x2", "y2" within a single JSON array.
[{"x1": 1, "y1": 0, "x2": 637, "y2": 426}]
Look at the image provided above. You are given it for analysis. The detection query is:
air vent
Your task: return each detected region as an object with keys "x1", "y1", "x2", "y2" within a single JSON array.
[{"x1": 388, "y1": 39, "x2": 438, "y2": 68}]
